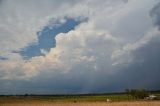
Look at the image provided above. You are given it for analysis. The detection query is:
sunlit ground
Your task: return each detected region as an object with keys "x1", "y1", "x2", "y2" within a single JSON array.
[{"x1": 1, "y1": 101, "x2": 160, "y2": 106}]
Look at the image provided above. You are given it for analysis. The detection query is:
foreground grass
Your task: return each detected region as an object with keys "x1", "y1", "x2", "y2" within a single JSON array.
[
  {"x1": 0, "y1": 94, "x2": 137, "y2": 103},
  {"x1": 0, "y1": 93, "x2": 160, "y2": 105}
]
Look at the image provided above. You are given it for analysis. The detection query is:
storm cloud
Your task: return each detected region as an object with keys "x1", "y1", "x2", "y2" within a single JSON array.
[
  {"x1": 0, "y1": 0, "x2": 160, "y2": 94},
  {"x1": 150, "y1": 1, "x2": 160, "y2": 29}
]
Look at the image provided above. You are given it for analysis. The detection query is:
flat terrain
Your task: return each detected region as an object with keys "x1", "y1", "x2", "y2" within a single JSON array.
[
  {"x1": 0, "y1": 93, "x2": 160, "y2": 106},
  {"x1": 0, "y1": 101, "x2": 160, "y2": 106}
]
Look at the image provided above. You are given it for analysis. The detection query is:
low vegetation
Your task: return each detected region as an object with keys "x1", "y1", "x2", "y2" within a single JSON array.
[{"x1": 0, "y1": 89, "x2": 159, "y2": 106}]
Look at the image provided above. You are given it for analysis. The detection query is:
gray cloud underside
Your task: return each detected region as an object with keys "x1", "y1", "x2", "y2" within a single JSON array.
[{"x1": 0, "y1": 0, "x2": 160, "y2": 94}]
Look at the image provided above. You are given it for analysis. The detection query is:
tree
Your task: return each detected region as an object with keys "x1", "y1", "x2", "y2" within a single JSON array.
[
  {"x1": 125, "y1": 89, "x2": 130, "y2": 100},
  {"x1": 125, "y1": 89, "x2": 148, "y2": 99}
]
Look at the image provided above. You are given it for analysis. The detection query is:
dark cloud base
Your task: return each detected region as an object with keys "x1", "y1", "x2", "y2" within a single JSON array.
[{"x1": 1, "y1": 37, "x2": 160, "y2": 94}]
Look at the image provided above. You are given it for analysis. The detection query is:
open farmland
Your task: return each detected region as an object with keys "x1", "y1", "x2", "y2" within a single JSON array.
[{"x1": 0, "y1": 94, "x2": 160, "y2": 106}]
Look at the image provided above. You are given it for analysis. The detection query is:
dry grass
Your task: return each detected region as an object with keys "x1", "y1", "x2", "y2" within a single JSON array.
[{"x1": 1, "y1": 101, "x2": 160, "y2": 106}]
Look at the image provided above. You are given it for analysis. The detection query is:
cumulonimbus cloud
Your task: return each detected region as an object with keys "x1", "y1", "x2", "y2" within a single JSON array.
[{"x1": 0, "y1": 0, "x2": 160, "y2": 94}]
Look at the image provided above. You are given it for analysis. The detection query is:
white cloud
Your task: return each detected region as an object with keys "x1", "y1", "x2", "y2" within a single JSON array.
[{"x1": 0, "y1": 0, "x2": 159, "y2": 81}]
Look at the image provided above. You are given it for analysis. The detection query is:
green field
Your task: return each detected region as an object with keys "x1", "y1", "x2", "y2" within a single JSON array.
[{"x1": 0, "y1": 92, "x2": 160, "y2": 103}]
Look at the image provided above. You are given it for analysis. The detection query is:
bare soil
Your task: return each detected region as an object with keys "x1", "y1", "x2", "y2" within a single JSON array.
[{"x1": 0, "y1": 101, "x2": 160, "y2": 106}]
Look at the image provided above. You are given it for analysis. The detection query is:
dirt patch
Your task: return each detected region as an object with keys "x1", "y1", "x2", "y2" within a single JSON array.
[{"x1": 1, "y1": 101, "x2": 160, "y2": 106}]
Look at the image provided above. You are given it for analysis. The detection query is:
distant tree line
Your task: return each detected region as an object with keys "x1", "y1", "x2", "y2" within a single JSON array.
[{"x1": 125, "y1": 89, "x2": 149, "y2": 99}]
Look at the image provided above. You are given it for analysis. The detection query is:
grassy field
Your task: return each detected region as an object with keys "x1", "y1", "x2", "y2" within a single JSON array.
[
  {"x1": 0, "y1": 94, "x2": 139, "y2": 103},
  {"x1": 0, "y1": 93, "x2": 160, "y2": 106}
]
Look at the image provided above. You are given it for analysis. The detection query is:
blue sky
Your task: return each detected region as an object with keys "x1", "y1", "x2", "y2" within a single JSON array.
[
  {"x1": 20, "y1": 18, "x2": 82, "y2": 59},
  {"x1": 0, "y1": 0, "x2": 160, "y2": 94}
]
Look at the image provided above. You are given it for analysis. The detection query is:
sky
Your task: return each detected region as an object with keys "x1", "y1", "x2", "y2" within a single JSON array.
[{"x1": 0, "y1": 0, "x2": 160, "y2": 94}]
